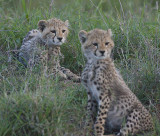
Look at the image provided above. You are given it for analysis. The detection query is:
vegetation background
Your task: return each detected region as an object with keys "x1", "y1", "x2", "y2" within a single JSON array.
[{"x1": 0, "y1": 0, "x2": 160, "y2": 135}]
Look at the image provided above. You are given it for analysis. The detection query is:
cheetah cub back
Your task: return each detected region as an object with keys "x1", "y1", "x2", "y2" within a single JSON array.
[{"x1": 79, "y1": 29, "x2": 153, "y2": 136}]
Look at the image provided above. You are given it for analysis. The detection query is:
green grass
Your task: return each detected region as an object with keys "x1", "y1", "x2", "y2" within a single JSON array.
[{"x1": 0, "y1": 0, "x2": 160, "y2": 135}]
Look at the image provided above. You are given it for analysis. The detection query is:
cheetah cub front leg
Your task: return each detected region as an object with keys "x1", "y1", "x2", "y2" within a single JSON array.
[
  {"x1": 85, "y1": 90, "x2": 97, "y2": 129},
  {"x1": 79, "y1": 29, "x2": 153, "y2": 136},
  {"x1": 60, "y1": 67, "x2": 81, "y2": 82},
  {"x1": 94, "y1": 94, "x2": 111, "y2": 136}
]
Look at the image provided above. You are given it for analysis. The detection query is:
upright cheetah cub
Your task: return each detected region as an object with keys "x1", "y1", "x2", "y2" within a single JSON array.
[
  {"x1": 19, "y1": 18, "x2": 80, "y2": 82},
  {"x1": 79, "y1": 29, "x2": 153, "y2": 136}
]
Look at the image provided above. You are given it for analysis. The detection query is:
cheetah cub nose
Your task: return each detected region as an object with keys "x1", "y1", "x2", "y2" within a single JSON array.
[
  {"x1": 100, "y1": 51, "x2": 105, "y2": 55},
  {"x1": 57, "y1": 37, "x2": 63, "y2": 41}
]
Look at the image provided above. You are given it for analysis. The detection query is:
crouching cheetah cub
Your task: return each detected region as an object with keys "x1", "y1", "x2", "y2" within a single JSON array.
[
  {"x1": 19, "y1": 18, "x2": 80, "y2": 82},
  {"x1": 79, "y1": 29, "x2": 153, "y2": 136}
]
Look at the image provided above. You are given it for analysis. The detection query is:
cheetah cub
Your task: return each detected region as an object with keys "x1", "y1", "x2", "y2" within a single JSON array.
[
  {"x1": 79, "y1": 29, "x2": 153, "y2": 136},
  {"x1": 19, "y1": 18, "x2": 80, "y2": 82}
]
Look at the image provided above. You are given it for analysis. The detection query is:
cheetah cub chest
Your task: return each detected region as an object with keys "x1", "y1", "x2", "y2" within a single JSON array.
[
  {"x1": 82, "y1": 62, "x2": 100, "y2": 101},
  {"x1": 79, "y1": 29, "x2": 153, "y2": 136}
]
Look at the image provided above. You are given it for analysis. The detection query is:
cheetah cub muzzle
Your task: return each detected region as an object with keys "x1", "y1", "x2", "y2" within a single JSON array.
[{"x1": 79, "y1": 29, "x2": 153, "y2": 136}]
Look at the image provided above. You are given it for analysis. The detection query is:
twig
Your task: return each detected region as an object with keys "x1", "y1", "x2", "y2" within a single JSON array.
[
  {"x1": 49, "y1": 0, "x2": 54, "y2": 17},
  {"x1": 149, "y1": 100, "x2": 160, "y2": 117},
  {"x1": 89, "y1": 0, "x2": 108, "y2": 28},
  {"x1": 0, "y1": 30, "x2": 19, "y2": 32},
  {"x1": 6, "y1": 50, "x2": 20, "y2": 53},
  {"x1": 118, "y1": 0, "x2": 125, "y2": 22}
]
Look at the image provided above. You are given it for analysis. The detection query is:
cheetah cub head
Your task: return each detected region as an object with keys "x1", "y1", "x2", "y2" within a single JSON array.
[
  {"x1": 79, "y1": 29, "x2": 114, "y2": 60},
  {"x1": 38, "y1": 18, "x2": 69, "y2": 46}
]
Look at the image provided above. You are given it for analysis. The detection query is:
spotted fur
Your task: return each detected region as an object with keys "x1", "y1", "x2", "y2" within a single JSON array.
[
  {"x1": 22, "y1": 29, "x2": 41, "y2": 44},
  {"x1": 19, "y1": 18, "x2": 80, "y2": 82},
  {"x1": 79, "y1": 29, "x2": 153, "y2": 136}
]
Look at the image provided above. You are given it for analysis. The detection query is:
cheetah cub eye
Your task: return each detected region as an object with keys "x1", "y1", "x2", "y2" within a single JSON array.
[
  {"x1": 93, "y1": 43, "x2": 98, "y2": 47},
  {"x1": 51, "y1": 30, "x2": 56, "y2": 34},
  {"x1": 105, "y1": 42, "x2": 109, "y2": 46},
  {"x1": 62, "y1": 30, "x2": 66, "y2": 33}
]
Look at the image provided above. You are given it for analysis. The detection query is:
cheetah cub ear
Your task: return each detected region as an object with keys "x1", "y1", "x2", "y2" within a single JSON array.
[
  {"x1": 65, "y1": 20, "x2": 69, "y2": 27},
  {"x1": 78, "y1": 30, "x2": 88, "y2": 44},
  {"x1": 38, "y1": 20, "x2": 48, "y2": 32},
  {"x1": 107, "y1": 29, "x2": 113, "y2": 37}
]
